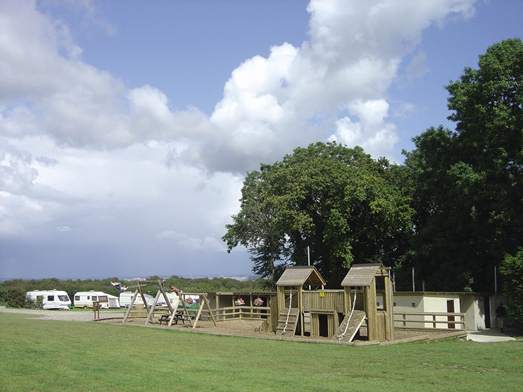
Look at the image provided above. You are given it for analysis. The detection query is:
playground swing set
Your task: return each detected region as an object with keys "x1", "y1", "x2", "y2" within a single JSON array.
[{"x1": 122, "y1": 279, "x2": 216, "y2": 329}]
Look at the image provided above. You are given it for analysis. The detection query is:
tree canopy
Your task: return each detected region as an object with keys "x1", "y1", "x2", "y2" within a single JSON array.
[
  {"x1": 223, "y1": 142, "x2": 413, "y2": 287},
  {"x1": 404, "y1": 39, "x2": 523, "y2": 291}
]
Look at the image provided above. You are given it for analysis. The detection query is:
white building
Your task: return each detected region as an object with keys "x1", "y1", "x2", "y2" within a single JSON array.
[
  {"x1": 378, "y1": 292, "x2": 497, "y2": 331},
  {"x1": 73, "y1": 291, "x2": 119, "y2": 308},
  {"x1": 26, "y1": 290, "x2": 71, "y2": 310}
]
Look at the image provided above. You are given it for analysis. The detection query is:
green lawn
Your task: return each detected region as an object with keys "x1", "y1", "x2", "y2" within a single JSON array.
[{"x1": 1, "y1": 313, "x2": 522, "y2": 392}]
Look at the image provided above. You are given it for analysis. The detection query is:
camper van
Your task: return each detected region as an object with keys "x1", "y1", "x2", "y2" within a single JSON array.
[
  {"x1": 73, "y1": 291, "x2": 119, "y2": 308},
  {"x1": 119, "y1": 291, "x2": 155, "y2": 307},
  {"x1": 26, "y1": 290, "x2": 71, "y2": 310}
]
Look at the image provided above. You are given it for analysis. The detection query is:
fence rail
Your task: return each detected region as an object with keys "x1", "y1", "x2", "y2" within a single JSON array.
[
  {"x1": 394, "y1": 311, "x2": 466, "y2": 330},
  {"x1": 196, "y1": 306, "x2": 271, "y2": 321}
]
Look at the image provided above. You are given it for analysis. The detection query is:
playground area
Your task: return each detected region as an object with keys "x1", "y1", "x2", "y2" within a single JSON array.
[{"x1": 78, "y1": 263, "x2": 475, "y2": 345}]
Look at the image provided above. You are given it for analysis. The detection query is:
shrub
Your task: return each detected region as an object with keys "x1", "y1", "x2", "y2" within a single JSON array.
[
  {"x1": 500, "y1": 248, "x2": 523, "y2": 331},
  {"x1": 5, "y1": 288, "x2": 27, "y2": 308}
]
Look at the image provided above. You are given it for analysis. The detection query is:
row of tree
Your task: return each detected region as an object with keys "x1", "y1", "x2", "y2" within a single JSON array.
[
  {"x1": 0, "y1": 276, "x2": 266, "y2": 307},
  {"x1": 223, "y1": 39, "x2": 523, "y2": 303}
]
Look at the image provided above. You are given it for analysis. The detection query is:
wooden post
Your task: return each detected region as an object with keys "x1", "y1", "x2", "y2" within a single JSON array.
[
  {"x1": 299, "y1": 287, "x2": 304, "y2": 337},
  {"x1": 145, "y1": 290, "x2": 161, "y2": 326},
  {"x1": 204, "y1": 294, "x2": 217, "y2": 326},
  {"x1": 122, "y1": 290, "x2": 139, "y2": 324},
  {"x1": 177, "y1": 292, "x2": 193, "y2": 328},
  {"x1": 138, "y1": 282, "x2": 150, "y2": 313},
  {"x1": 216, "y1": 293, "x2": 220, "y2": 321},
  {"x1": 343, "y1": 287, "x2": 352, "y2": 315},
  {"x1": 158, "y1": 280, "x2": 174, "y2": 315},
  {"x1": 383, "y1": 273, "x2": 394, "y2": 340},
  {"x1": 365, "y1": 281, "x2": 377, "y2": 341}
]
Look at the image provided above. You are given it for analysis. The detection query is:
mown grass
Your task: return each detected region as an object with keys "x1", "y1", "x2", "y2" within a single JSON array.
[{"x1": 0, "y1": 313, "x2": 522, "y2": 392}]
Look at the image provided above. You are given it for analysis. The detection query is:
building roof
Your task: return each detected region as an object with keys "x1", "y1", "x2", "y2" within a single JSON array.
[
  {"x1": 341, "y1": 263, "x2": 383, "y2": 287},
  {"x1": 276, "y1": 266, "x2": 326, "y2": 287}
]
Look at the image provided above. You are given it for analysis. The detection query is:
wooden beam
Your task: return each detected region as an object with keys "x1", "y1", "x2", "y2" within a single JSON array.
[
  {"x1": 204, "y1": 294, "x2": 217, "y2": 326},
  {"x1": 158, "y1": 280, "x2": 174, "y2": 314},
  {"x1": 145, "y1": 290, "x2": 162, "y2": 326},
  {"x1": 122, "y1": 289, "x2": 139, "y2": 324},
  {"x1": 192, "y1": 300, "x2": 205, "y2": 329},
  {"x1": 299, "y1": 287, "x2": 304, "y2": 337}
]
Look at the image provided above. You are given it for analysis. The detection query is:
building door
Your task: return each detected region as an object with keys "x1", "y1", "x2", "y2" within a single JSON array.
[
  {"x1": 318, "y1": 314, "x2": 329, "y2": 337},
  {"x1": 447, "y1": 300, "x2": 455, "y2": 329},
  {"x1": 484, "y1": 296, "x2": 491, "y2": 328}
]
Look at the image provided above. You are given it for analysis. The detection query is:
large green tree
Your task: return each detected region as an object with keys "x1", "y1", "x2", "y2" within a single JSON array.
[
  {"x1": 223, "y1": 142, "x2": 413, "y2": 287},
  {"x1": 405, "y1": 39, "x2": 523, "y2": 291},
  {"x1": 500, "y1": 248, "x2": 523, "y2": 331}
]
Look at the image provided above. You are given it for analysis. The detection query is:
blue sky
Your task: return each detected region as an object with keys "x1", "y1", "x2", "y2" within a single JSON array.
[{"x1": 0, "y1": 0, "x2": 521, "y2": 279}]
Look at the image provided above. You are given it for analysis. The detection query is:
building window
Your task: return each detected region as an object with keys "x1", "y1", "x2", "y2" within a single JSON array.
[
  {"x1": 393, "y1": 302, "x2": 397, "y2": 307},
  {"x1": 411, "y1": 302, "x2": 416, "y2": 307}
]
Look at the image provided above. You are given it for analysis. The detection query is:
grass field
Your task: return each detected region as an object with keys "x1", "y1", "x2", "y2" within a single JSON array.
[{"x1": 1, "y1": 313, "x2": 522, "y2": 392}]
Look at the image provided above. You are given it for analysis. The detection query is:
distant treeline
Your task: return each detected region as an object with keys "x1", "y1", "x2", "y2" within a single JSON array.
[{"x1": 0, "y1": 276, "x2": 268, "y2": 307}]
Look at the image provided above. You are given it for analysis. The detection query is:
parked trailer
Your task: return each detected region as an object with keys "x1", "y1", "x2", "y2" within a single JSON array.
[
  {"x1": 73, "y1": 291, "x2": 119, "y2": 309},
  {"x1": 26, "y1": 290, "x2": 71, "y2": 310},
  {"x1": 119, "y1": 291, "x2": 155, "y2": 307}
]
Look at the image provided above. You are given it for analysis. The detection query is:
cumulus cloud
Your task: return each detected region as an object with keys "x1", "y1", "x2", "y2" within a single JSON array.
[
  {"x1": 0, "y1": 0, "x2": 475, "y2": 169},
  {"x1": 0, "y1": 0, "x2": 478, "y2": 277}
]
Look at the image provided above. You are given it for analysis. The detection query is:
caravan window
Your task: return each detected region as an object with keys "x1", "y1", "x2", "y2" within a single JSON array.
[
  {"x1": 87, "y1": 296, "x2": 90, "y2": 300},
  {"x1": 98, "y1": 296, "x2": 108, "y2": 302},
  {"x1": 47, "y1": 295, "x2": 54, "y2": 301},
  {"x1": 92, "y1": 296, "x2": 98, "y2": 301},
  {"x1": 74, "y1": 296, "x2": 80, "y2": 301},
  {"x1": 58, "y1": 295, "x2": 69, "y2": 302}
]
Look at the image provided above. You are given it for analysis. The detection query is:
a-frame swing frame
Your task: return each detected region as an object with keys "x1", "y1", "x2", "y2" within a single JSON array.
[
  {"x1": 179, "y1": 292, "x2": 217, "y2": 329},
  {"x1": 144, "y1": 280, "x2": 193, "y2": 327},
  {"x1": 122, "y1": 281, "x2": 151, "y2": 324}
]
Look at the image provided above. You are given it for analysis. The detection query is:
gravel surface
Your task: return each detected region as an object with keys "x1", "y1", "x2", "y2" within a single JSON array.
[{"x1": 0, "y1": 307, "x2": 124, "y2": 321}]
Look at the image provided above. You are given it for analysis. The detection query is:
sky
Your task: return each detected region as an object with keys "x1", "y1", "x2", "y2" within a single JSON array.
[{"x1": 0, "y1": 0, "x2": 521, "y2": 279}]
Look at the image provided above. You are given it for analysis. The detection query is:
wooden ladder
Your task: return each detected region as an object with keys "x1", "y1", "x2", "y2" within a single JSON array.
[{"x1": 276, "y1": 308, "x2": 299, "y2": 336}]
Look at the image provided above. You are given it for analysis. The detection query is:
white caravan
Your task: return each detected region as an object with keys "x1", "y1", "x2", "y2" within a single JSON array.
[
  {"x1": 26, "y1": 290, "x2": 71, "y2": 310},
  {"x1": 155, "y1": 292, "x2": 180, "y2": 307},
  {"x1": 73, "y1": 291, "x2": 120, "y2": 308},
  {"x1": 119, "y1": 291, "x2": 155, "y2": 307}
]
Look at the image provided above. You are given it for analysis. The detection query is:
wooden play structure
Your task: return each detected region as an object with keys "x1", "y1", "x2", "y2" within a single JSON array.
[
  {"x1": 273, "y1": 263, "x2": 394, "y2": 343},
  {"x1": 275, "y1": 266, "x2": 326, "y2": 337},
  {"x1": 338, "y1": 263, "x2": 394, "y2": 342},
  {"x1": 122, "y1": 280, "x2": 216, "y2": 329}
]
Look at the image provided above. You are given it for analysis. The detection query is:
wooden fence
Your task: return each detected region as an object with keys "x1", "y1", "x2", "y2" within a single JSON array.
[
  {"x1": 191, "y1": 306, "x2": 271, "y2": 322},
  {"x1": 393, "y1": 311, "x2": 466, "y2": 330}
]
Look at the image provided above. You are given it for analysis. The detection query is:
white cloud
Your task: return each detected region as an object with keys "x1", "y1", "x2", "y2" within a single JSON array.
[
  {"x1": 0, "y1": 0, "x2": 477, "y2": 277},
  {"x1": 329, "y1": 99, "x2": 398, "y2": 156},
  {"x1": 0, "y1": 0, "x2": 476, "y2": 168}
]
